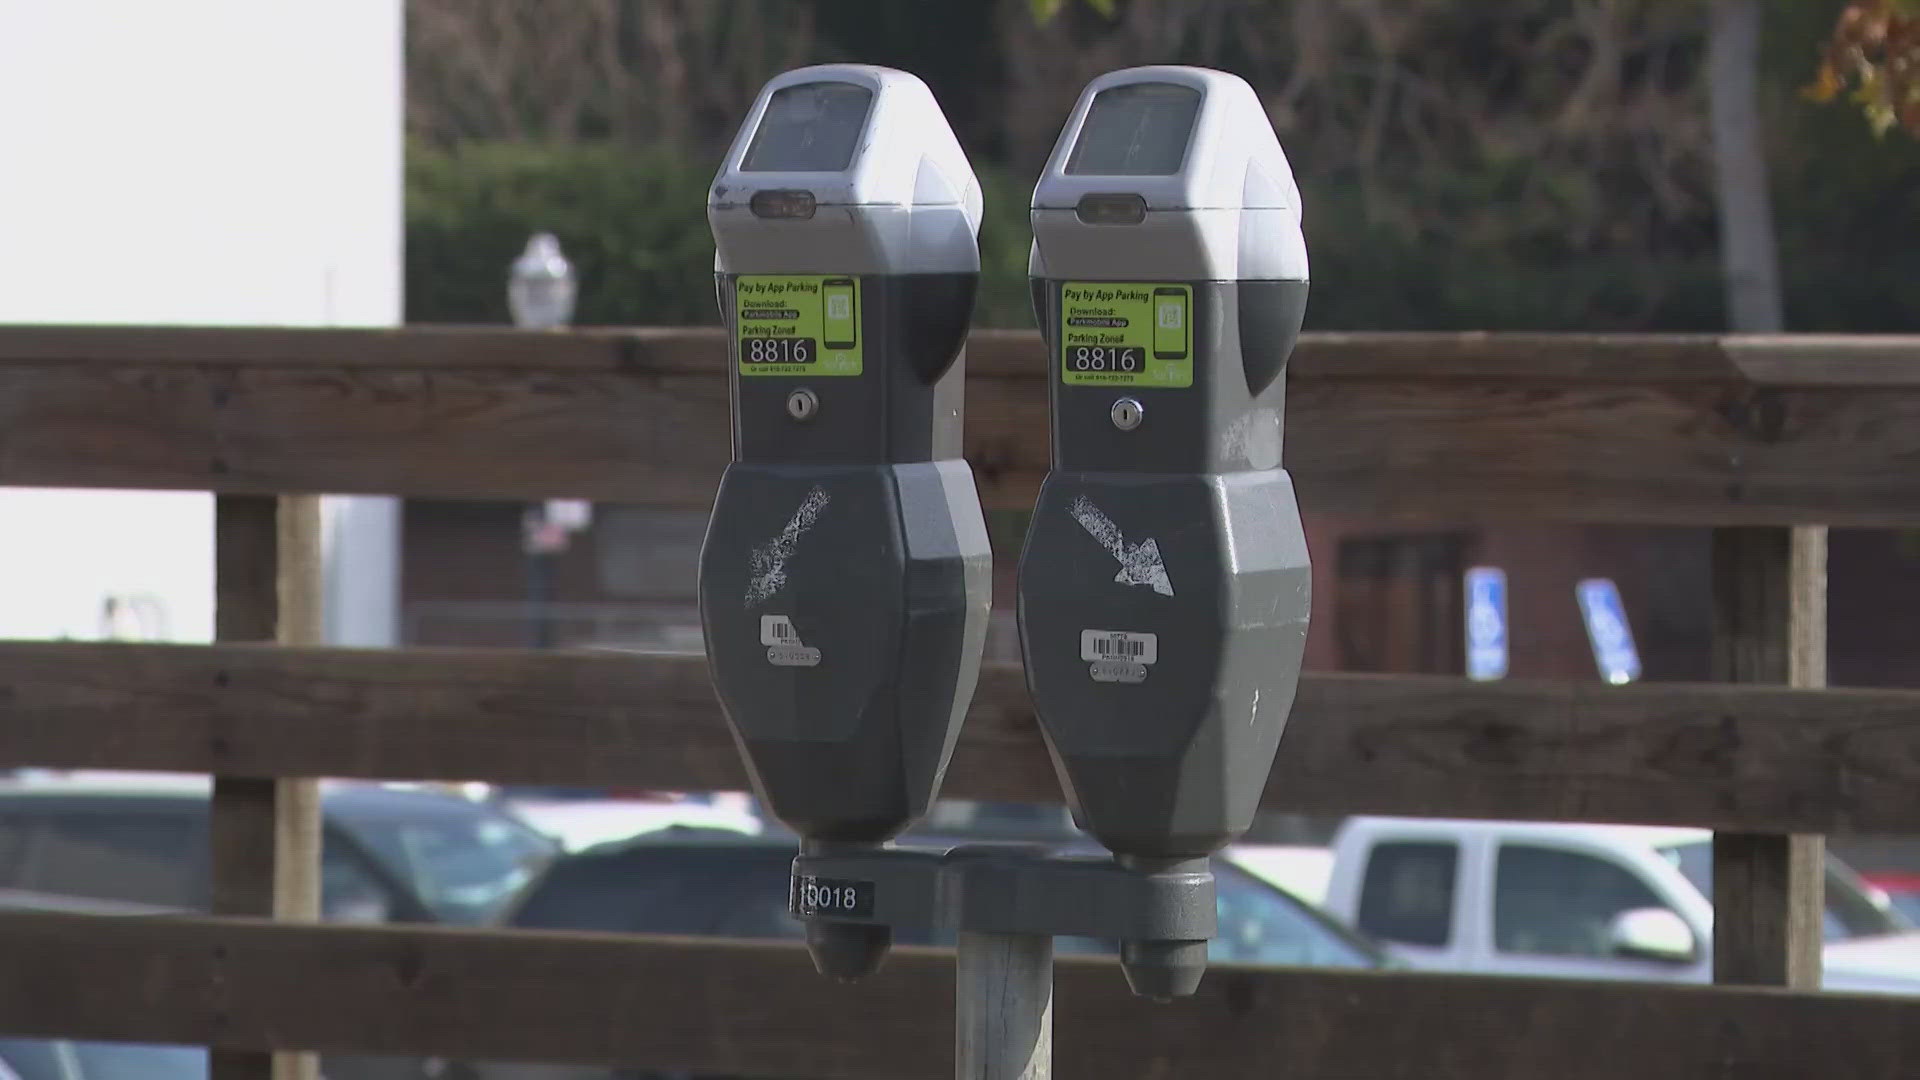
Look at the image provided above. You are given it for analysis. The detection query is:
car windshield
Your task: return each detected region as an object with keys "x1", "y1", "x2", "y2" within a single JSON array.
[
  {"x1": 1208, "y1": 862, "x2": 1389, "y2": 969},
  {"x1": 1660, "y1": 839, "x2": 1911, "y2": 941},
  {"x1": 340, "y1": 800, "x2": 556, "y2": 925}
]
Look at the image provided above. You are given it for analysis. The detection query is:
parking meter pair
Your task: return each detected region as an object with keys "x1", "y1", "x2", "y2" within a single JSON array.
[{"x1": 698, "y1": 65, "x2": 1311, "y2": 1000}]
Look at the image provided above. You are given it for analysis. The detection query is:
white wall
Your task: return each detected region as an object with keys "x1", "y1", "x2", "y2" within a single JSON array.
[{"x1": 0, "y1": 0, "x2": 403, "y2": 644}]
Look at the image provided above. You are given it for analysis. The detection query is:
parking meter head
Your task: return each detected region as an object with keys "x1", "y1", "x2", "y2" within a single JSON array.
[
  {"x1": 1019, "y1": 66, "x2": 1312, "y2": 865},
  {"x1": 710, "y1": 65, "x2": 982, "y2": 435},
  {"x1": 699, "y1": 66, "x2": 993, "y2": 854}
]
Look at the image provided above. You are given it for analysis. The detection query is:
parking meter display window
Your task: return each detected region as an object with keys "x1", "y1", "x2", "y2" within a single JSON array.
[
  {"x1": 1064, "y1": 82, "x2": 1202, "y2": 176},
  {"x1": 1060, "y1": 282, "x2": 1193, "y2": 387},
  {"x1": 741, "y1": 82, "x2": 874, "y2": 173},
  {"x1": 737, "y1": 275, "x2": 863, "y2": 376}
]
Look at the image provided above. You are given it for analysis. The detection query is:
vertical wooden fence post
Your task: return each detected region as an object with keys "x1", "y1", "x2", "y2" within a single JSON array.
[
  {"x1": 957, "y1": 931, "x2": 1052, "y2": 1080},
  {"x1": 1710, "y1": 525, "x2": 1826, "y2": 989},
  {"x1": 211, "y1": 494, "x2": 324, "y2": 1080}
]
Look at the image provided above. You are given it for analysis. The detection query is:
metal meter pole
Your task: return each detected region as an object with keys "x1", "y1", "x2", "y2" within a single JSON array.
[{"x1": 957, "y1": 932, "x2": 1053, "y2": 1080}]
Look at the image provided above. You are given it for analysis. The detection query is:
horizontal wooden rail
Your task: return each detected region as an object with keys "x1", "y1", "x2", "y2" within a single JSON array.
[
  {"x1": 5, "y1": 326, "x2": 1920, "y2": 522},
  {"x1": 0, "y1": 910, "x2": 1915, "y2": 1079},
  {"x1": 4, "y1": 641, "x2": 1919, "y2": 834}
]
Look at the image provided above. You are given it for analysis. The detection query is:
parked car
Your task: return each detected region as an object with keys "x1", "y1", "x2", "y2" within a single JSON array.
[
  {"x1": 1321, "y1": 816, "x2": 1920, "y2": 993},
  {"x1": 0, "y1": 774, "x2": 556, "y2": 925},
  {"x1": 1860, "y1": 872, "x2": 1920, "y2": 924},
  {"x1": 0, "y1": 887, "x2": 207, "y2": 1080},
  {"x1": 457, "y1": 826, "x2": 1389, "y2": 1079},
  {"x1": 506, "y1": 826, "x2": 1388, "y2": 965},
  {"x1": 0, "y1": 775, "x2": 558, "y2": 1080}
]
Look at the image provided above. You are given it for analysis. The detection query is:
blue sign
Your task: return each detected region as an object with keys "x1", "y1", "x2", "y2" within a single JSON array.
[
  {"x1": 1464, "y1": 567, "x2": 1508, "y2": 681},
  {"x1": 1576, "y1": 578, "x2": 1641, "y2": 684}
]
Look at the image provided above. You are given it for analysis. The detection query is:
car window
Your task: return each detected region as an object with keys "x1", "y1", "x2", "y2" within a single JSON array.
[
  {"x1": 0, "y1": 794, "x2": 561, "y2": 926},
  {"x1": 512, "y1": 851, "x2": 661, "y2": 933},
  {"x1": 1355, "y1": 841, "x2": 1457, "y2": 948},
  {"x1": 514, "y1": 847, "x2": 789, "y2": 937},
  {"x1": 1889, "y1": 892, "x2": 1920, "y2": 924},
  {"x1": 321, "y1": 842, "x2": 397, "y2": 924},
  {"x1": 0, "y1": 1040, "x2": 205, "y2": 1080},
  {"x1": 0, "y1": 817, "x2": 29, "y2": 885},
  {"x1": 6, "y1": 809, "x2": 202, "y2": 908},
  {"x1": 0, "y1": 1039, "x2": 52, "y2": 1080},
  {"x1": 706, "y1": 854, "x2": 811, "y2": 941},
  {"x1": 1660, "y1": 839, "x2": 1908, "y2": 941},
  {"x1": 69, "y1": 1042, "x2": 206, "y2": 1080},
  {"x1": 1211, "y1": 865, "x2": 1380, "y2": 968},
  {"x1": 343, "y1": 804, "x2": 554, "y2": 925},
  {"x1": 1495, "y1": 844, "x2": 1673, "y2": 958}
]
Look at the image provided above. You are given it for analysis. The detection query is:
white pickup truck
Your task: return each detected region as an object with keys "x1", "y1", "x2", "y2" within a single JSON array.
[{"x1": 1315, "y1": 817, "x2": 1920, "y2": 994}]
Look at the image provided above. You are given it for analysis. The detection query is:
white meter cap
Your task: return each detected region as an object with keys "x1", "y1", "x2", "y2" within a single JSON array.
[
  {"x1": 1030, "y1": 66, "x2": 1306, "y2": 282},
  {"x1": 711, "y1": 65, "x2": 983, "y2": 276}
]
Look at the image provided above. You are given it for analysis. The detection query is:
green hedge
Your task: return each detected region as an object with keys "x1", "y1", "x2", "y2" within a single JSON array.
[
  {"x1": 406, "y1": 141, "x2": 1039, "y2": 328},
  {"x1": 407, "y1": 142, "x2": 720, "y2": 327},
  {"x1": 403, "y1": 141, "x2": 1727, "y2": 331},
  {"x1": 408, "y1": 137, "x2": 1917, "y2": 332}
]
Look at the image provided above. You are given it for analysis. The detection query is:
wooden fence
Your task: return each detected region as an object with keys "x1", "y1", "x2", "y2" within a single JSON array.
[{"x1": 4, "y1": 326, "x2": 1920, "y2": 1078}]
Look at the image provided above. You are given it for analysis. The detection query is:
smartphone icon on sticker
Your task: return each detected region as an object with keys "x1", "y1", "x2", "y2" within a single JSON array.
[
  {"x1": 1152, "y1": 287, "x2": 1187, "y2": 360},
  {"x1": 823, "y1": 278, "x2": 857, "y2": 350}
]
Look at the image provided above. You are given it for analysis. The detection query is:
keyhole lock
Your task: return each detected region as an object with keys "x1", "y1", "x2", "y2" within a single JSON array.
[
  {"x1": 1110, "y1": 396, "x2": 1144, "y2": 431},
  {"x1": 787, "y1": 387, "x2": 820, "y2": 422}
]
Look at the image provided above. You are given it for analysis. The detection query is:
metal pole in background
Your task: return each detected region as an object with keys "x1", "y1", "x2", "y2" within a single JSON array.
[
  {"x1": 524, "y1": 520, "x2": 556, "y2": 649},
  {"x1": 956, "y1": 932, "x2": 1052, "y2": 1080},
  {"x1": 509, "y1": 233, "x2": 577, "y2": 650}
]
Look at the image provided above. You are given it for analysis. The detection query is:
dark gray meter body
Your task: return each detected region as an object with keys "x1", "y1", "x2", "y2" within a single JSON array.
[
  {"x1": 1018, "y1": 65, "x2": 1313, "y2": 998},
  {"x1": 699, "y1": 65, "x2": 992, "y2": 981}
]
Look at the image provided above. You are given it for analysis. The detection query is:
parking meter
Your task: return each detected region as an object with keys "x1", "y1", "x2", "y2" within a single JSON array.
[
  {"x1": 698, "y1": 65, "x2": 992, "y2": 981},
  {"x1": 1018, "y1": 66, "x2": 1313, "y2": 998}
]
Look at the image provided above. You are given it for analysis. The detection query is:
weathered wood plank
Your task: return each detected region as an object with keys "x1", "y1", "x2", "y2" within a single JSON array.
[
  {"x1": 1710, "y1": 526, "x2": 1827, "y2": 989},
  {"x1": 209, "y1": 494, "x2": 324, "y2": 1080},
  {"x1": 5, "y1": 326, "x2": 1920, "y2": 522},
  {"x1": 11, "y1": 325, "x2": 1920, "y2": 383},
  {"x1": 0, "y1": 911, "x2": 1915, "y2": 1080},
  {"x1": 209, "y1": 495, "x2": 280, "y2": 1080},
  {"x1": 4, "y1": 642, "x2": 1920, "y2": 835}
]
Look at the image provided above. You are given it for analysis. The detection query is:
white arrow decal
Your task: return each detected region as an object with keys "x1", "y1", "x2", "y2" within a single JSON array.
[
  {"x1": 1069, "y1": 495, "x2": 1174, "y2": 597},
  {"x1": 746, "y1": 486, "x2": 830, "y2": 606}
]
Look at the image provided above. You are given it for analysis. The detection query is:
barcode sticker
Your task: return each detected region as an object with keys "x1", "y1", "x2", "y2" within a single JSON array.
[
  {"x1": 760, "y1": 614, "x2": 822, "y2": 667},
  {"x1": 1090, "y1": 637, "x2": 1148, "y2": 658},
  {"x1": 1080, "y1": 630, "x2": 1157, "y2": 665}
]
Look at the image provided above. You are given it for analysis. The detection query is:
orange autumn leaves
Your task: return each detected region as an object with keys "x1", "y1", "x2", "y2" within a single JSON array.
[{"x1": 1810, "y1": 0, "x2": 1920, "y2": 137}]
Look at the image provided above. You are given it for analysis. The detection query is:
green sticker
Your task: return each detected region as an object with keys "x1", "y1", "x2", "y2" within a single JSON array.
[
  {"x1": 736, "y1": 275, "x2": 863, "y2": 377},
  {"x1": 1060, "y1": 282, "x2": 1192, "y2": 388}
]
